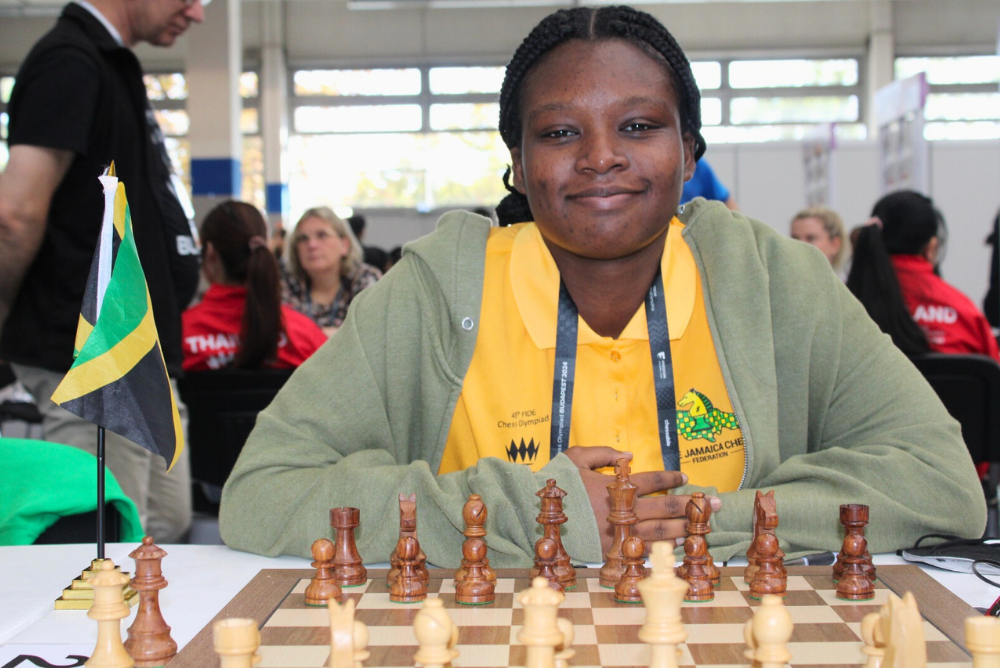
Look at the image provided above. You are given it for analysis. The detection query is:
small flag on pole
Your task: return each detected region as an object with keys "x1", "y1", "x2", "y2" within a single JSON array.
[{"x1": 51, "y1": 163, "x2": 185, "y2": 470}]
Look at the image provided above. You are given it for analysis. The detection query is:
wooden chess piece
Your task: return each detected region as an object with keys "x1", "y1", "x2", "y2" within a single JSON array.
[
  {"x1": 965, "y1": 615, "x2": 1000, "y2": 668},
  {"x1": 861, "y1": 611, "x2": 887, "y2": 668},
  {"x1": 532, "y1": 480, "x2": 576, "y2": 590},
  {"x1": 390, "y1": 535, "x2": 428, "y2": 603},
  {"x1": 213, "y1": 618, "x2": 260, "y2": 668},
  {"x1": 614, "y1": 535, "x2": 646, "y2": 603},
  {"x1": 743, "y1": 594, "x2": 793, "y2": 668},
  {"x1": 685, "y1": 492, "x2": 719, "y2": 585},
  {"x1": 331, "y1": 507, "x2": 367, "y2": 587},
  {"x1": 554, "y1": 617, "x2": 575, "y2": 668},
  {"x1": 833, "y1": 504, "x2": 875, "y2": 582},
  {"x1": 306, "y1": 538, "x2": 344, "y2": 606},
  {"x1": 835, "y1": 533, "x2": 875, "y2": 601},
  {"x1": 454, "y1": 494, "x2": 496, "y2": 585},
  {"x1": 533, "y1": 537, "x2": 564, "y2": 593},
  {"x1": 124, "y1": 537, "x2": 177, "y2": 667},
  {"x1": 680, "y1": 495, "x2": 716, "y2": 602},
  {"x1": 883, "y1": 592, "x2": 927, "y2": 668},
  {"x1": 87, "y1": 559, "x2": 134, "y2": 668},
  {"x1": 638, "y1": 542, "x2": 688, "y2": 668},
  {"x1": 388, "y1": 494, "x2": 429, "y2": 588},
  {"x1": 329, "y1": 598, "x2": 370, "y2": 668},
  {"x1": 517, "y1": 576, "x2": 565, "y2": 668},
  {"x1": 599, "y1": 459, "x2": 638, "y2": 588},
  {"x1": 744, "y1": 490, "x2": 771, "y2": 584},
  {"x1": 413, "y1": 597, "x2": 459, "y2": 668},
  {"x1": 455, "y1": 537, "x2": 495, "y2": 605},
  {"x1": 749, "y1": 533, "x2": 787, "y2": 599}
]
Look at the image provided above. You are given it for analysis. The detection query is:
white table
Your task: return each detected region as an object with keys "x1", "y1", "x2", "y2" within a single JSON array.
[{"x1": 0, "y1": 543, "x2": 993, "y2": 656}]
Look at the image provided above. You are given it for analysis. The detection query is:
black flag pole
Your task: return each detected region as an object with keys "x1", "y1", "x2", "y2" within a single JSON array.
[{"x1": 96, "y1": 425, "x2": 106, "y2": 560}]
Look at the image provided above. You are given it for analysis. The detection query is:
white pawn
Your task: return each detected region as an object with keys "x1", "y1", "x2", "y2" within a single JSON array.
[
  {"x1": 554, "y1": 617, "x2": 575, "y2": 668},
  {"x1": 637, "y1": 542, "x2": 688, "y2": 668},
  {"x1": 329, "y1": 597, "x2": 369, "y2": 668},
  {"x1": 743, "y1": 594, "x2": 793, "y2": 668},
  {"x1": 966, "y1": 615, "x2": 1000, "y2": 668},
  {"x1": 517, "y1": 576, "x2": 565, "y2": 668},
  {"x1": 213, "y1": 618, "x2": 260, "y2": 668},
  {"x1": 86, "y1": 560, "x2": 133, "y2": 668},
  {"x1": 861, "y1": 611, "x2": 887, "y2": 668},
  {"x1": 414, "y1": 598, "x2": 459, "y2": 668}
]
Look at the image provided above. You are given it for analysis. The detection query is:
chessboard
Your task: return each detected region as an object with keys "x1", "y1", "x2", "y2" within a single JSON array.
[{"x1": 171, "y1": 565, "x2": 977, "y2": 667}]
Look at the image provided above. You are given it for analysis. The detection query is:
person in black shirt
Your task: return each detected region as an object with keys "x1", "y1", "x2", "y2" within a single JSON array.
[{"x1": 0, "y1": 0, "x2": 205, "y2": 542}]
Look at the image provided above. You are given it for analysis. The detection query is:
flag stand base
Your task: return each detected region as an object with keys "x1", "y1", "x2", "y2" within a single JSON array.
[{"x1": 54, "y1": 558, "x2": 138, "y2": 610}]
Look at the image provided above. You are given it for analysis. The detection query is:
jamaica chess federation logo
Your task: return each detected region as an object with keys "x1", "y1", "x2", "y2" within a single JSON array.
[{"x1": 506, "y1": 438, "x2": 540, "y2": 464}]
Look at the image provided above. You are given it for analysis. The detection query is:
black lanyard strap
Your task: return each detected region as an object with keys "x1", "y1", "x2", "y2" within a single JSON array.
[{"x1": 549, "y1": 270, "x2": 680, "y2": 471}]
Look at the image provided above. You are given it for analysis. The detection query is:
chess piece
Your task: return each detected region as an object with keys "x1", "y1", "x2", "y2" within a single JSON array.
[
  {"x1": 306, "y1": 538, "x2": 344, "y2": 606},
  {"x1": 835, "y1": 533, "x2": 875, "y2": 601},
  {"x1": 390, "y1": 535, "x2": 428, "y2": 603},
  {"x1": 599, "y1": 459, "x2": 638, "y2": 588},
  {"x1": 833, "y1": 504, "x2": 875, "y2": 582},
  {"x1": 213, "y1": 618, "x2": 261, "y2": 668},
  {"x1": 614, "y1": 535, "x2": 646, "y2": 603},
  {"x1": 965, "y1": 615, "x2": 1000, "y2": 668},
  {"x1": 880, "y1": 592, "x2": 927, "y2": 668},
  {"x1": 554, "y1": 617, "x2": 575, "y2": 668},
  {"x1": 455, "y1": 537, "x2": 495, "y2": 605},
  {"x1": 743, "y1": 594, "x2": 793, "y2": 668},
  {"x1": 531, "y1": 480, "x2": 576, "y2": 590},
  {"x1": 517, "y1": 576, "x2": 566, "y2": 668},
  {"x1": 413, "y1": 598, "x2": 459, "y2": 668},
  {"x1": 684, "y1": 492, "x2": 719, "y2": 585},
  {"x1": 454, "y1": 494, "x2": 497, "y2": 585},
  {"x1": 533, "y1": 537, "x2": 564, "y2": 593},
  {"x1": 749, "y1": 533, "x2": 787, "y2": 599},
  {"x1": 329, "y1": 598, "x2": 370, "y2": 668},
  {"x1": 331, "y1": 507, "x2": 368, "y2": 587},
  {"x1": 388, "y1": 494, "x2": 429, "y2": 588},
  {"x1": 744, "y1": 491, "x2": 771, "y2": 584},
  {"x1": 86, "y1": 559, "x2": 134, "y2": 668},
  {"x1": 638, "y1": 542, "x2": 688, "y2": 668},
  {"x1": 861, "y1": 611, "x2": 887, "y2": 668},
  {"x1": 124, "y1": 537, "x2": 177, "y2": 667}
]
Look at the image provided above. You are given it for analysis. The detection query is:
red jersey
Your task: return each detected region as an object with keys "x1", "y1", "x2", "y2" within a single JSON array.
[
  {"x1": 891, "y1": 254, "x2": 1000, "y2": 361},
  {"x1": 182, "y1": 284, "x2": 327, "y2": 372}
]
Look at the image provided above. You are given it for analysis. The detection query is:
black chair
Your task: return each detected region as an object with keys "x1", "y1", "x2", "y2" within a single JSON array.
[
  {"x1": 177, "y1": 369, "x2": 294, "y2": 511},
  {"x1": 910, "y1": 353, "x2": 1000, "y2": 537},
  {"x1": 34, "y1": 505, "x2": 122, "y2": 544}
]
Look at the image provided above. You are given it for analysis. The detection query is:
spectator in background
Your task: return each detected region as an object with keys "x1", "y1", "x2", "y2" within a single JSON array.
[
  {"x1": 790, "y1": 205, "x2": 848, "y2": 274},
  {"x1": 680, "y1": 158, "x2": 737, "y2": 210},
  {"x1": 348, "y1": 213, "x2": 389, "y2": 271},
  {"x1": 386, "y1": 246, "x2": 403, "y2": 272},
  {"x1": 284, "y1": 207, "x2": 382, "y2": 337},
  {"x1": 182, "y1": 202, "x2": 326, "y2": 372},
  {"x1": 985, "y1": 211, "x2": 998, "y2": 330},
  {"x1": 847, "y1": 190, "x2": 999, "y2": 360}
]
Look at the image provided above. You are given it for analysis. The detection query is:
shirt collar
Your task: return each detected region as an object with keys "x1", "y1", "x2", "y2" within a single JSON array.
[
  {"x1": 510, "y1": 219, "x2": 695, "y2": 349},
  {"x1": 73, "y1": 0, "x2": 125, "y2": 46}
]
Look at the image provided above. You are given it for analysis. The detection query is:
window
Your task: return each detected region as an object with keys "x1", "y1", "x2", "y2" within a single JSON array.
[
  {"x1": 729, "y1": 59, "x2": 858, "y2": 88},
  {"x1": 894, "y1": 55, "x2": 1000, "y2": 140},
  {"x1": 289, "y1": 65, "x2": 507, "y2": 211}
]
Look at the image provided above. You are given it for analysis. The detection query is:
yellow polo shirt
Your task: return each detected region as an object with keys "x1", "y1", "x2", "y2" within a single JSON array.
[{"x1": 439, "y1": 220, "x2": 746, "y2": 492}]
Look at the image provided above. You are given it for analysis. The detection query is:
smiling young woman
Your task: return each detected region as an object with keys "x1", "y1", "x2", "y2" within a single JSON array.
[{"x1": 221, "y1": 6, "x2": 986, "y2": 567}]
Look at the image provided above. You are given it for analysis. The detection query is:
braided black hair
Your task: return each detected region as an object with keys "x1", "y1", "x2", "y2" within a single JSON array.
[{"x1": 496, "y1": 6, "x2": 706, "y2": 226}]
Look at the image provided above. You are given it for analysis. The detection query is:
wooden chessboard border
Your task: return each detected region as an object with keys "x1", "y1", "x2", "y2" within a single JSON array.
[{"x1": 171, "y1": 566, "x2": 977, "y2": 666}]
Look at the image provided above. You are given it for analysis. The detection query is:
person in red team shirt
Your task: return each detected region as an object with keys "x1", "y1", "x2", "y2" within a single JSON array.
[
  {"x1": 848, "y1": 190, "x2": 999, "y2": 361},
  {"x1": 183, "y1": 201, "x2": 327, "y2": 372}
]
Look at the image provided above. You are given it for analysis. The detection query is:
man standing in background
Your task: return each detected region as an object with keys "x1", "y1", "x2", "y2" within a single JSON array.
[{"x1": 0, "y1": 0, "x2": 205, "y2": 542}]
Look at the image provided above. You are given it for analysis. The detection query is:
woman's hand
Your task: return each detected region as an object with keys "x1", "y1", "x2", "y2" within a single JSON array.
[{"x1": 562, "y1": 445, "x2": 720, "y2": 556}]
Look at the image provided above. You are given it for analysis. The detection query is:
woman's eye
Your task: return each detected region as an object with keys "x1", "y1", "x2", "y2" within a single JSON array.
[
  {"x1": 623, "y1": 122, "x2": 655, "y2": 132},
  {"x1": 543, "y1": 129, "x2": 576, "y2": 139}
]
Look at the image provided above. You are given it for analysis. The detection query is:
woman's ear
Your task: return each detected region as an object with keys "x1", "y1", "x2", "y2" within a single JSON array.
[
  {"x1": 509, "y1": 147, "x2": 527, "y2": 194},
  {"x1": 202, "y1": 242, "x2": 222, "y2": 283},
  {"x1": 923, "y1": 236, "x2": 940, "y2": 264},
  {"x1": 682, "y1": 134, "x2": 697, "y2": 183}
]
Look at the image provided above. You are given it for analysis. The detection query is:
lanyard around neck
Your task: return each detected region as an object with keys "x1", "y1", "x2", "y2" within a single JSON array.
[{"x1": 549, "y1": 269, "x2": 680, "y2": 471}]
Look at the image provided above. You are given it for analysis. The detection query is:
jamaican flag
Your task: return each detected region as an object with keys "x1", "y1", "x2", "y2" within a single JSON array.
[{"x1": 51, "y1": 164, "x2": 184, "y2": 470}]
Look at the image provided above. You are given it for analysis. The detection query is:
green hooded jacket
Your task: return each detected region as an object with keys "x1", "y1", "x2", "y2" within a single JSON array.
[{"x1": 220, "y1": 198, "x2": 986, "y2": 566}]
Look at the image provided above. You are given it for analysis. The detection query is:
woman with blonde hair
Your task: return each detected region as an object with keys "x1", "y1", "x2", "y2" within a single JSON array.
[
  {"x1": 283, "y1": 206, "x2": 382, "y2": 337},
  {"x1": 790, "y1": 205, "x2": 848, "y2": 272}
]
